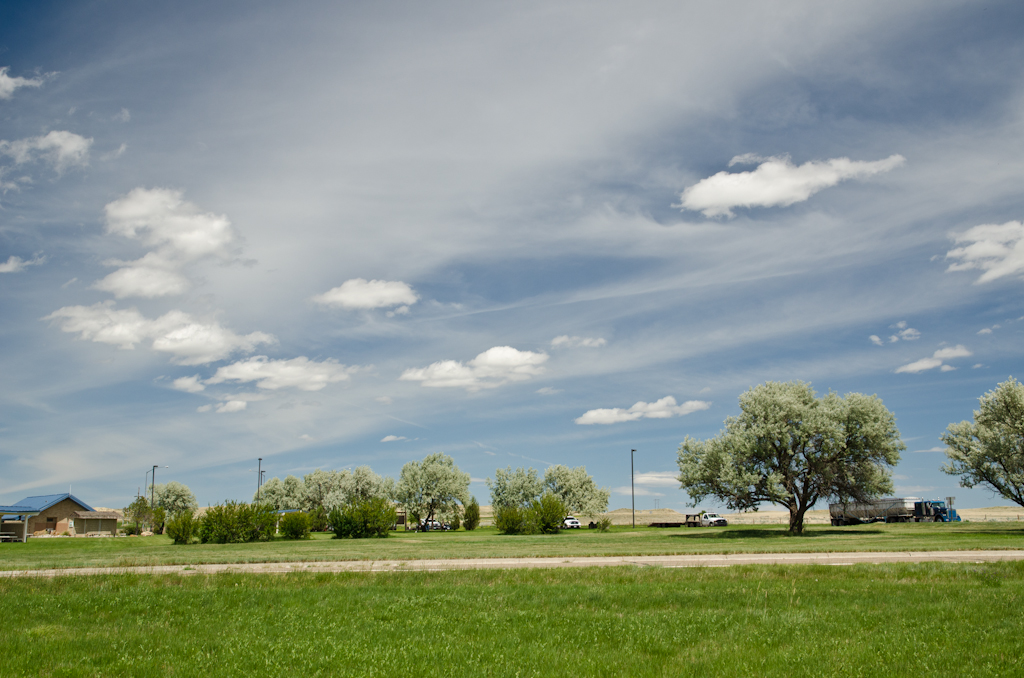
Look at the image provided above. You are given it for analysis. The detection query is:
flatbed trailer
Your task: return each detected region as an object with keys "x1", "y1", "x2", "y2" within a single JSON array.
[{"x1": 829, "y1": 497, "x2": 960, "y2": 525}]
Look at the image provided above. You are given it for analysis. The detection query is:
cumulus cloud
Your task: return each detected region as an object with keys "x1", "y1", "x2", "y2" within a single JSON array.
[
  {"x1": 114, "y1": 108, "x2": 131, "y2": 123},
  {"x1": 575, "y1": 396, "x2": 711, "y2": 425},
  {"x1": 206, "y1": 356, "x2": 356, "y2": 391},
  {"x1": 551, "y1": 335, "x2": 606, "y2": 348},
  {"x1": 633, "y1": 471, "x2": 681, "y2": 487},
  {"x1": 612, "y1": 486, "x2": 665, "y2": 497},
  {"x1": 381, "y1": 435, "x2": 406, "y2": 442},
  {"x1": 312, "y1": 278, "x2": 418, "y2": 310},
  {"x1": 0, "y1": 67, "x2": 43, "y2": 99},
  {"x1": 400, "y1": 346, "x2": 548, "y2": 391},
  {"x1": 0, "y1": 130, "x2": 92, "y2": 173},
  {"x1": 96, "y1": 188, "x2": 238, "y2": 298},
  {"x1": 869, "y1": 335, "x2": 884, "y2": 346},
  {"x1": 679, "y1": 153, "x2": 905, "y2": 218},
  {"x1": 0, "y1": 254, "x2": 45, "y2": 273},
  {"x1": 215, "y1": 400, "x2": 247, "y2": 414},
  {"x1": 536, "y1": 386, "x2": 562, "y2": 395},
  {"x1": 895, "y1": 345, "x2": 972, "y2": 374},
  {"x1": 171, "y1": 375, "x2": 205, "y2": 393},
  {"x1": 44, "y1": 301, "x2": 275, "y2": 364},
  {"x1": 945, "y1": 221, "x2": 1024, "y2": 283}
]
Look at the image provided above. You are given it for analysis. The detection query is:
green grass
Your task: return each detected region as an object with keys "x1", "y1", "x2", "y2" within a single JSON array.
[
  {"x1": 2, "y1": 522, "x2": 1023, "y2": 571},
  {"x1": 1, "y1": 563, "x2": 1022, "y2": 677}
]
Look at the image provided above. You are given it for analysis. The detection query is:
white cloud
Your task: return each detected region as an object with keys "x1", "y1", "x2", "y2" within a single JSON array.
[
  {"x1": 400, "y1": 346, "x2": 548, "y2": 391},
  {"x1": 114, "y1": 108, "x2": 131, "y2": 123},
  {"x1": 633, "y1": 471, "x2": 680, "y2": 487},
  {"x1": 612, "y1": 486, "x2": 665, "y2": 497},
  {"x1": 575, "y1": 396, "x2": 711, "y2": 425},
  {"x1": 551, "y1": 335, "x2": 607, "y2": 348},
  {"x1": 206, "y1": 356, "x2": 355, "y2": 391},
  {"x1": 96, "y1": 188, "x2": 238, "y2": 298},
  {"x1": 679, "y1": 153, "x2": 905, "y2": 218},
  {"x1": 171, "y1": 375, "x2": 205, "y2": 393},
  {"x1": 312, "y1": 278, "x2": 418, "y2": 310},
  {"x1": 0, "y1": 67, "x2": 43, "y2": 99},
  {"x1": 536, "y1": 386, "x2": 562, "y2": 395},
  {"x1": 977, "y1": 325, "x2": 999, "y2": 335},
  {"x1": 0, "y1": 254, "x2": 44, "y2": 273},
  {"x1": 895, "y1": 327, "x2": 920, "y2": 341},
  {"x1": 299, "y1": 434, "x2": 314, "y2": 441},
  {"x1": 375, "y1": 396, "x2": 393, "y2": 405},
  {"x1": 381, "y1": 435, "x2": 406, "y2": 442},
  {"x1": 895, "y1": 345, "x2": 972, "y2": 374},
  {"x1": 44, "y1": 302, "x2": 275, "y2": 364},
  {"x1": 215, "y1": 400, "x2": 247, "y2": 414},
  {"x1": 946, "y1": 221, "x2": 1024, "y2": 283},
  {"x1": 869, "y1": 335, "x2": 884, "y2": 346},
  {"x1": 912, "y1": 447, "x2": 946, "y2": 454},
  {"x1": 0, "y1": 131, "x2": 92, "y2": 173}
]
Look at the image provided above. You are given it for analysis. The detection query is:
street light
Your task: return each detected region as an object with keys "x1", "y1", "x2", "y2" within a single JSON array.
[
  {"x1": 257, "y1": 458, "x2": 262, "y2": 502},
  {"x1": 151, "y1": 465, "x2": 168, "y2": 511},
  {"x1": 631, "y1": 449, "x2": 636, "y2": 529}
]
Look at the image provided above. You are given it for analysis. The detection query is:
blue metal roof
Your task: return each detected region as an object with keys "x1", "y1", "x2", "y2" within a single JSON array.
[{"x1": 7, "y1": 493, "x2": 94, "y2": 513}]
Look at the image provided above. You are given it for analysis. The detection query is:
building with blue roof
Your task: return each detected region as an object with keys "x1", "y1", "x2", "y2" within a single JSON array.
[{"x1": 1, "y1": 493, "x2": 95, "y2": 542}]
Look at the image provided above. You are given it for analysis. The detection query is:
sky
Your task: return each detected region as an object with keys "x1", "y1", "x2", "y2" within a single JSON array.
[{"x1": 1, "y1": 1, "x2": 1022, "y2": 512}]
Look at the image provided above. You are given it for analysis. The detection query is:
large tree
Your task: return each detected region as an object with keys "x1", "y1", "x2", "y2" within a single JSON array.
[
  {"x1": 543, "y1": 465, "x2": 610, "y2": 516},
  {"x1": 395, "y1": 453, "x2": 469, "y2": 523},
  {"x1": 486, "y1": 466, "x2": 543, "y2": 510},
  {"x1": 154, "y1": 481, "x2": 198, "y2": 516},
  {"x1": 677, "y1": 381, "x2": 903, "y2": 533},
  {"x1": 942, "y1": 377, "x2": 1024, "y2": 507},
  {"x1": 324, "y1": 466, "x2": 395, "y2": 510},
  {"x1": 256, "y1": 475, "x2": 307, "y2": 510}
]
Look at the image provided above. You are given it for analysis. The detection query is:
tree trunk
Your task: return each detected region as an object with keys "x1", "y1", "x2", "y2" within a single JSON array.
[{"x1": 788, "y1": 505, "x2": 806, "y2": 534}]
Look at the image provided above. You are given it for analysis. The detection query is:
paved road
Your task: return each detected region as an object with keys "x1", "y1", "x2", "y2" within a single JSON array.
[{"x1": 3, "y1": 549, "x2": 1023, "y2": 578}]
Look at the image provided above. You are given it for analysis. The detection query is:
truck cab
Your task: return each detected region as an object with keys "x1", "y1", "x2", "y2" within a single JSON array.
[{"x1": 701, "y1": 512, "x2": 728, "y2": 527}]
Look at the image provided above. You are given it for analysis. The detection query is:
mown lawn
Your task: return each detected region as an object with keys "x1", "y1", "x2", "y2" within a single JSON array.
[
  {"x1": 2, "y1": 562, "x2": 1021, "y2": 677},
  {"x1": 1, "y1": 522, "x2": 1023, "y2": 571}
]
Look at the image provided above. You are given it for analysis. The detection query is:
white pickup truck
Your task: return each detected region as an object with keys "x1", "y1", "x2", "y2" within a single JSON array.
[{"x1": 684, "y1": 512, "x2": 729, "y2": 527}]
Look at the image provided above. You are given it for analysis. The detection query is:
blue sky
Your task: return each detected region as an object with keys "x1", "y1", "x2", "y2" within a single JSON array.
[{"x1": 2, "y1": 1, "x2": 1022, "y2": 511}]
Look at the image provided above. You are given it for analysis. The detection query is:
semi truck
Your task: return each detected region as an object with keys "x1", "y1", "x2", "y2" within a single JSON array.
[{"x1": 829, "y1": 497, "x2": 960, "y2": 526}]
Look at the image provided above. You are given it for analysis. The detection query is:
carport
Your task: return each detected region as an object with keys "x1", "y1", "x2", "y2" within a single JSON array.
[{"x1": 0, "y1": 505, "x2": 41, "y2": 543}]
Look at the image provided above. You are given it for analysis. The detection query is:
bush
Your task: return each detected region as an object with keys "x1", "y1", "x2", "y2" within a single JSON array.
[
  {"x1": 279, "y1": 511, "x2": 312, "y2": 540},
  {"x1": 598, "y1": 517, "x2": 612, "y2": 532},
  {"x1": 329, "y1": 497, "x2": 396, "y2": 539},
  {"x1": 449, "y1": 506, "x2": 462, "y2": 531},
  {"x1": 531, "y1": 492, "x2": 565, "y2": 534},
  {"x1": 199, "y1": 501, "x2": 278, "y2": 544},
  {"x1": 165, "y1": 510, "x2": 198, "y2": 545},
  {"x1": 494, "y1": 504, "x2": 529, "y2": 535},
  {"x1": 463, "y1": 497, "x2": 480, "y2": 531},
  {"x1": 152, "y1": 507, "x2": 167, "y2": 535}
]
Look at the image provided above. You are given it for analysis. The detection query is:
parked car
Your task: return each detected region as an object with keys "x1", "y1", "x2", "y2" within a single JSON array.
[
  {"x1": 419, "y1": 519, "x2": 449, "y2": 531},
  {"x1": 562, "y1": 516, "x2": 581, "y2": 529}
]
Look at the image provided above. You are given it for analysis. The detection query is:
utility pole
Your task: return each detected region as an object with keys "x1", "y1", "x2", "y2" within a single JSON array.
[
  {"x1": 631, "y1": 449, "x2": 636, "y2": 529},
  {"x1": 257, "y1": 458, "x2": 262, "y2": 502}
]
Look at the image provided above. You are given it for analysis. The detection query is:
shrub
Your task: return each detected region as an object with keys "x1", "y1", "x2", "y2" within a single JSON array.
[
  {"x1": 329, "y1": 497, "x2": 397, "y2": 539},
  {"x1": 598, "y1": 517, "x2": 612, "y2": 532},
  {"x1": 463, "y1": 497, "x2": 480, "y2": 531},
  {"x1": 279, "y1": 511, "x2": 312, "y2": 540},
  {"x1": 166, "y1": 510, "x2": 198, "y2": 545},
  {"x1": 494, "y1": 504, "x2": 529, "y2": 535},
  {"x1": 199, "y1": 501, "x2": 278, "y2": 544},
  {"x1": 448, "y1": 506, "x2": 462, "y2": 531},
  {"x1": 531, "y1": 492, "x2": 565, "y2": 534},
  {"x1": 152, "y1": 507, "x2": 167, "y2": 535}
]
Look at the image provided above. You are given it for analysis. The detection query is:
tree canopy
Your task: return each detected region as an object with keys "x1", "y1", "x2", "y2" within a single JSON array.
[
  {"x1": 942, "y1": 377, "x2": 1024, "y2": 507},
  {"x1": 154, "y1": 481, "x2": 198, "y2": 516},
  {"x1": 395, "y1": 453, "x2": 470, "y2": 523},
  {"x1": 676, "y1": 381, "x2": 903, "y2": 533},
  {"x1": 543, "y1": 464, "x2": 610, "y2": 516},
  {"x1": 257, "y1": 475, "x2": 307, "y2": 510},
  {"x1": 486, "y1": 466, "x2": 543, "y2": 510}
]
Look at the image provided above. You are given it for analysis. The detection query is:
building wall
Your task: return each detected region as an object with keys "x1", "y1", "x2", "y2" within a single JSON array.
[
  {"x1": 72, "y1": 517, "x2": 117, "y2": 535},
  {"x1": 27, "y1": 498, "x2": 89, "y2": 534}
]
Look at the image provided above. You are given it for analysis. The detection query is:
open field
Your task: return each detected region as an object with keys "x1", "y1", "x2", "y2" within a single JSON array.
[
  {"x1": 2, "y1": 522, "x2": 1024, "y2": 572},
  {"x1": 2, "y1": 563, "x2": 1022, "y2": 677}
]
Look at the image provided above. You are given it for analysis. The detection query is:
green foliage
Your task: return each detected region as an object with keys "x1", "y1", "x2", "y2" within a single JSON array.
[
  {"x1": 543, "y1": 465, "x2": 610, "y2": 516},
  {"x1": 597, "y1": 517, "x2": 612, "y2": 532},
  {"x1": 493, "y1": 504, "x2": 529, "y2": 534},
  {"x1": 154, "y1": 481, "x2": 199, "y2": 515},
  {"x1": 279, "y1": 511, "x2": 312, "y2": 540},
  {"x1": 463, "y1": 497, "x2": 481, "y2": 531},
  {"x1": 531, "y1": 493, "x2": 566, "y2": 534},
  {"x1": 125, "y1": 496, "x2": 151, "y2": 535},
  {"x1": 678, "y1": 381, "x2": 904, "y2": 534},
  {"x1": 942, "y1": 377, "x2": 1024, "y2": 507},
  {"x1": 487, "y1": 466, "x2": 543, "y2": 510},
  {"x1": 152, "y1": 506, "x2": 166, "y2": 534},
  {"x1": 395, "y1": 453, "x2": 470, "y2": 523},
  {"x1": 165, "y1": 509, "x2": 198, "y2": 545},
  {"x1": 448, "y1": 507, "x2": 461, "y2": 531},
  {"x1": 199, "y1": 501, "x2": 278, "y2": 544},
  {"x1": 257, "y1": 475, "x2": 307, "y2": 510},
  {"x1": 328, "y1": 497, "x2": 396, "y2": 539}
]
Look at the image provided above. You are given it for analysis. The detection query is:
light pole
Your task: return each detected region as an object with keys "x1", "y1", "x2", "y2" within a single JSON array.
[
  {"x1": 257, "y1": 458, "x2": 262, "y2": 502},
  {"x1": 151, "y1": 465, "x2": 168, "y2": 511},
  {"x1": 631, "y1": 449, "x2": 636, "y2": 529}
]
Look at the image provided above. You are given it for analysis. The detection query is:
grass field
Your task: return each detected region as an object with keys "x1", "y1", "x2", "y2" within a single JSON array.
[
  {"x1": 2, "y1": 562, "x2": 1022, "y2": 677},
  {"x1": 2, "y1": 522, "x2": 1024, "y2": 572}
]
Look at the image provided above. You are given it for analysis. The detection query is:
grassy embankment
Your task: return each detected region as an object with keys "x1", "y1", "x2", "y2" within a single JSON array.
[
  {"x1": 1, "y1": 522, "x2": 1022, "y2": 571},
  {"x1": 2, "y1": 562, "x2": 1022, "y2": 677}
]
